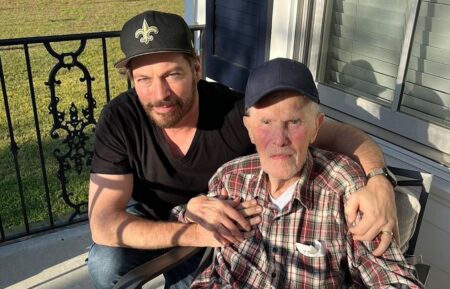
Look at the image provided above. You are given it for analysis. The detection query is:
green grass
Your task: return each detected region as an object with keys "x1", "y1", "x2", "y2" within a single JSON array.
[{"x1": 0, "y1": 0, "x2": 183, "y2": 237}]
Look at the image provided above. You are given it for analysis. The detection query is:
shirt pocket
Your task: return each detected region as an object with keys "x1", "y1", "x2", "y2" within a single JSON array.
[{"x1": 287, "y1": 240, "x2": 347, "y2": 288}]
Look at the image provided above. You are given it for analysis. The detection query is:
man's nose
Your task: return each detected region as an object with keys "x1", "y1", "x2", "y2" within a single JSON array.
[
  {"x1": 153, "y1": 78, "x2": 170, "y2": 100},
  {"x1": 272, "y1": 126, "x2": 290, "y2": 146}
]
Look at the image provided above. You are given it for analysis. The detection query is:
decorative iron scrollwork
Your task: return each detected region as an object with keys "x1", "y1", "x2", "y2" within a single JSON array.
[{"x1": 44, "y1": 40, "x2": 96, "y2": 221}]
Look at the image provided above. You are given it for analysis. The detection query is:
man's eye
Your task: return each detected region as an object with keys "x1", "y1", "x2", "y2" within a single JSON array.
[
  {"x1": 168, "y1": 72, "x2": 181, "y2": 78},
  {"x1": 137, "y1": 77, "x2": 149, "y2": 83},
  {"x1": 261, "y1": 119, "x2": 271, "y2": 125},
  {"x1": 289, "y1": 119, "x2": 301, "y2": 125}
]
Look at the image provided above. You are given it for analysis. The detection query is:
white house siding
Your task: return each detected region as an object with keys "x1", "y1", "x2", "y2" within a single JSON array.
[
  {"x1": 378, "y1": 138, "x2": 450, "y2": 289},
  {"x1": 185, "y1": 0, "x2": 450, "y2": 288}
]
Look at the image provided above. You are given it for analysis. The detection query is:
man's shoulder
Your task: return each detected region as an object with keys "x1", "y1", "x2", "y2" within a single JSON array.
[
  {"x1": 216, "y1": 153, "x2": 261, "y2": 175},
  {"x1": 310, "y1": 147, "x2": 366, "y2": 184},
  {"x1": 197, "y1": 80, "x2": 247, "y2": 133},
  {"x1": 198, "y1": 79, "x2": 244, "y2": 102},
  {"x1": 102, "y1": 88, "x2": 139, "y2": 114},
  {"x1": 96, "y1": 88, "x2": 146, "y2": 133},
  {"x1": 311, "y1": 147, "x2": 360, "y2": 168}
]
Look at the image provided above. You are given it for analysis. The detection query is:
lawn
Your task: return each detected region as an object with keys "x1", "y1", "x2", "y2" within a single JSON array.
[{"x1": 0, "y1": 0, "x2": 183, "y2": 238}]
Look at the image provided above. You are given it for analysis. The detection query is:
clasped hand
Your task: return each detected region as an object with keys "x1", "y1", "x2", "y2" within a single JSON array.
[{"x1": 186, "y1": 189, "x2": 262, "y2": 246}]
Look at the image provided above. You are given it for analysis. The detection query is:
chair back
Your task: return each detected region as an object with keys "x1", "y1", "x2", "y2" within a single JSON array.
[
  {"x1": 388, "y1": 166, "x2": 432, "y2": 256},
  {"x1": 388, "y1": 166, "x2": 432, "y2": 285}
]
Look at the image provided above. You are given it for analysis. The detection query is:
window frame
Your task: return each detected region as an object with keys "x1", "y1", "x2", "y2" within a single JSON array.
[{"x1": 307, "y1": 0, "x2": 450, "y2": 166}]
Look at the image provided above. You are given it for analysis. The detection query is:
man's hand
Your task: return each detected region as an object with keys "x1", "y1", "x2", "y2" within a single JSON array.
[
  {"x1": 192, "y1": 222, "x2": 256, "y2": 247},
  {"x1": 345, "y1": 175, "x2": 399, "y2": 256},
  {"x1": 185, "y1": 190, "x2": 262, "y2": 245}
]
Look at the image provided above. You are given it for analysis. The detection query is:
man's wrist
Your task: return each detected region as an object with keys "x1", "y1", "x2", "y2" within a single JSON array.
[
  {"x1": 184, "y1": 195, "x2": 205, "y2": 223},
  {"x1": 179, "y1": 223, "x2": 202, "y2": 246},
  {"x1": 366, "y1": 167, "x2": 397, "y2": 187}
]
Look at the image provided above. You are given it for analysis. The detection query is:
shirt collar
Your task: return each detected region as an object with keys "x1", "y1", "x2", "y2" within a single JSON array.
[{"x1": 293, "y1": 149, "x2": 315, "y2": 210}]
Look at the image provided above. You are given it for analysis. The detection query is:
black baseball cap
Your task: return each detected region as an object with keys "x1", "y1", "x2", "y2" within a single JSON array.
[
  {"x1": 115, "y1": 10, "x2": 195, "y2": 68},
  {"x1": 245, "y1": 58, "x2": 319, "y2": 109}
]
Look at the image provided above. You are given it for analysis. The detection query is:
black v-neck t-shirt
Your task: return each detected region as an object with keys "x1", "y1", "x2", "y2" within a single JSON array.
[{"x1": 91, "y1": 80, "x2": 254, "y2": 219}]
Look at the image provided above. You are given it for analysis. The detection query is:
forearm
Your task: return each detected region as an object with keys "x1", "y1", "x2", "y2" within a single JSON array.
[
  {"x1": 89, "y1": 173, "x2": 212, "y2": 249},
  {"x1": 90, "y1": 211, "x2": 206, "y2": 249},
  {"x1": 314, "y1": 119, "x2": 385, "y2": 174}
]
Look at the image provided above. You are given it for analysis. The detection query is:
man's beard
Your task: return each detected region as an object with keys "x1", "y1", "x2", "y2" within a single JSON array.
[{"x1": 145, "y1": 84, "x2": 196, "y2": 128}]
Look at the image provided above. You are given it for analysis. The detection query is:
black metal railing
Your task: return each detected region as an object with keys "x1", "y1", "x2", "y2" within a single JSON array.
[{"x1": 0, "y1": 25, "x2": 204, "y2": 243}]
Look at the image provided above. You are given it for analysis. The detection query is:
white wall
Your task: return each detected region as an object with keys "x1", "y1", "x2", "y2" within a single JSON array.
[{"x1": 378, "y1": 138, "x2": 450, "y2": 289}]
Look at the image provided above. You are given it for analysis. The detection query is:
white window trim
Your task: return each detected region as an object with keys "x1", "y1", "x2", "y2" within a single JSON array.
[
  {"x1": 184, "y1": 0, "x2": 205, "y2": 25},
  {"x1": 269, "y1": 0, "x2": 300, "y2": 59},
  {"x1": 392, "y1": 0, "x2": 421, "y2": 110}
]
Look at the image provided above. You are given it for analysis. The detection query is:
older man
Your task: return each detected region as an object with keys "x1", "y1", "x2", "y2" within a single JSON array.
[{"x1": 187, "y1": 58, "x2": 423, "y2": 288}]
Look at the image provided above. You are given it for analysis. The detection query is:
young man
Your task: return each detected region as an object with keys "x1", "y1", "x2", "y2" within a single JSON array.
[
  {"x1": 187, "y1": 58, "x2": 422, "y2": 288},
  {"x1": 88, "y1": 10, "x2": 398, "y2": 289}
]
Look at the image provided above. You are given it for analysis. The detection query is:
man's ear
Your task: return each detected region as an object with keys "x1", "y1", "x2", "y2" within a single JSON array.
[
  {"x1": 317, "y1": 112, "x2": 325, "y2": 128},
  {"x1": 310, "y1": 113, "x2": 325, "y2": 144},
  {"x1": 243, "y1": 116, "x2": 255, "y2": 144},
  {"x1": 194, "y1": 56, "x2": 202, "y2": 80}
]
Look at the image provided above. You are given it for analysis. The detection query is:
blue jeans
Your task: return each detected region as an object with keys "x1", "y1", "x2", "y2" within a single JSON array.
[
  {"x1": 87, "y1": 203, "x2": 203, "y2": 289},
  {"x1": 88, "y1": 244, "x2": 203, "y2": 289}
]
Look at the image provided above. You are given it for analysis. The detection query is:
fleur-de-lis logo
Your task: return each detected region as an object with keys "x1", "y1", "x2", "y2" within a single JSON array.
[{"x1": 135, "y1": 19, "x2": 159, "y2": 45}]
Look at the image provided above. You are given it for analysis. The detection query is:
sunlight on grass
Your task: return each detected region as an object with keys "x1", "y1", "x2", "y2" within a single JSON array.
[{"x1": 0, "y1": 0, "x2": 183, "y2": 237}]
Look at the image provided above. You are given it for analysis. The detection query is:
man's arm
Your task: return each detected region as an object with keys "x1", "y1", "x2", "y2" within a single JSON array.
[
  {"x1": 88, "y1": 173, "x2": 222, "y2": 249},
  {"x1": 313, "y1": 120, "x2": 384, "y2": 173},
  {"x1": 314, "y1": 119, "x2": 398, "y2": 256}
]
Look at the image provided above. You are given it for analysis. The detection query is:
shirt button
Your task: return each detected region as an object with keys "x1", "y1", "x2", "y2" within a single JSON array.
[{"x1": 271, "y1": 272, "x2": 276, "y2": 278}]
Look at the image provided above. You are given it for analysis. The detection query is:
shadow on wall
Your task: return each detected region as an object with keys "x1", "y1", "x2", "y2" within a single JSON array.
[{"x1": 337, "y1": 59, "x2": 444, "y2": 153}]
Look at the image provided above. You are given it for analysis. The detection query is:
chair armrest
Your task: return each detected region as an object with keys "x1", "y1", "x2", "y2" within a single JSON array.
[
  {"x1": 405, "y1": 255, "x2": 431, "y2": 286},
  {"x1": 414, "y1": 263, "x2": 431, "y2": 286},
  {"x1": 112, "y1": 246, "x2": 201, "y2": 289}
]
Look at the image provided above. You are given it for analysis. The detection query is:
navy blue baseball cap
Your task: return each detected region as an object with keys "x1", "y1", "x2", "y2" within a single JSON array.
[
  {"x1": 115, "y1": 11, "x2": 195, "y2": 68},
  {"x1": 245, "y1": 58, "x2": 319, "y2": 109}
]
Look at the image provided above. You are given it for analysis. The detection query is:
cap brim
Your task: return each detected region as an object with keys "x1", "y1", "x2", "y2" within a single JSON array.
[{"x1": 114, "y1": 49, "x2": 195, "y2": 68}]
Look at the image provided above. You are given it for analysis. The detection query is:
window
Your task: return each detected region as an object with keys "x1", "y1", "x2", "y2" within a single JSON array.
[
  {"x1": 309, "y1": 0, "x2": 450, "y2": 166},
  {"x1": 403, "y1": 1, "x2": 450, "y2": 127}
]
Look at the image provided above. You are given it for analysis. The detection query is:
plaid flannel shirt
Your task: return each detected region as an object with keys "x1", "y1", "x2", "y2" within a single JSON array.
[{"x1": 187, "y1": 147, "x2": 423, "y2": 289}]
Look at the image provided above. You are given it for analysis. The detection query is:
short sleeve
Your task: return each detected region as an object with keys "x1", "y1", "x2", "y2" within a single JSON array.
[{"x1": 90, "y1": 105, "x2": 131, "y2": 174}]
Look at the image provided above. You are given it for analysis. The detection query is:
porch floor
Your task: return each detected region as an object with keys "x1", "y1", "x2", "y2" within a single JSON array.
[{"x1": 0, "y1": 223, "x2": 164, "y2": 289}]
